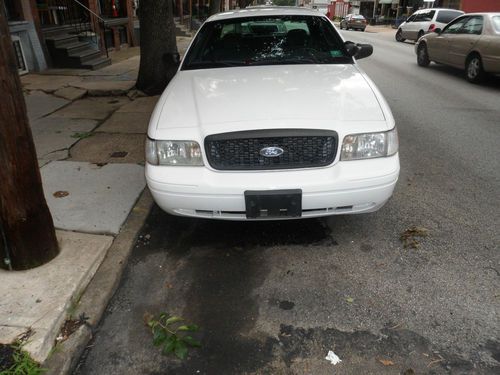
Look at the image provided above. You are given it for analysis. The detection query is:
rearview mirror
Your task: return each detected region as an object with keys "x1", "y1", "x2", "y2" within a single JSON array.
[
  {"x1": 434, "y1": 28, "x2": 442, "y2": 34},
  {"x1": 345, "y1": 41, "x2": 373, "y2": 60}
]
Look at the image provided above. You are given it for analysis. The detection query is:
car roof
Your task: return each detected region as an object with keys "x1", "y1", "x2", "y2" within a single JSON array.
[
  {"x1": 207, "y1": 6, "x2": 324, "y2": 22},
  {"x1": 463, "y1": 12, "x2": 500, "y2": 16},
  {"x1": 415, "y1": 8, "x2": 464, "y2": 12}
]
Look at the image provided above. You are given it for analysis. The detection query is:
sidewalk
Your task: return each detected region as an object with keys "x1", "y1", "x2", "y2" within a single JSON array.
[{"x1": 0, "y1": 37, "x2": 192, "y2": 370}]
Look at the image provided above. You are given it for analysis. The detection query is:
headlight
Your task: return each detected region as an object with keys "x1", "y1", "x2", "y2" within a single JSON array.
[
  {"x1": 146, "y1": 139, "x2": 203, "y2": 166},
  {"x1": 341, "y1": 127, "x2": 398, "y2": 161}
]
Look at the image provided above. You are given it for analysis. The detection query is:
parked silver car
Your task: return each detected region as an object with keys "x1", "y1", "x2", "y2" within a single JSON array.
[
  {"x1": 339, "y1": 14, "x2": 367, "y2": 31},
  {"x1": 396, "y1": 8, "x2": 464, "y2": 42},
  {"x1": 416, "y1": 13, "x2": 500, "y2": 83}
]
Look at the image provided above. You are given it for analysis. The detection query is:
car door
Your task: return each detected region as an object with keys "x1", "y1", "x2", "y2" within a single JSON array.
[
  {"x1": 411, "y1": 10, "x2": 435, "y2": 40},
  {"x1": 448, "y1": 16, "x2": 484, "y2": 68},
  {"x1": 427, "y1": 16, "x2": 469, "y2": 64},
  {"x1": 401, "y1": 14, "x2": 417, "y2": 39},
  {"x1": 480, "y1": 15, "x2": 500, "y2": 73}
]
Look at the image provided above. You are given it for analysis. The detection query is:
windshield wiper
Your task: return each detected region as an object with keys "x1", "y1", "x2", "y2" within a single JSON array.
[
  {"x1": 184, "y1": 60, "x2": 247, "y2": 69},
  {"x1": 249, "y1": 57, "x2": 319, "y2": 65}
]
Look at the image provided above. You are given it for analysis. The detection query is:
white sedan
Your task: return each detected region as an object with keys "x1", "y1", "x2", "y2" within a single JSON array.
[{"x1": 146, "y1": 7, "x2": 399, "y2": 220}]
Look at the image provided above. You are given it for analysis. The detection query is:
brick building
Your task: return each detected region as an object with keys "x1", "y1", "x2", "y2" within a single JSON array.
[{"x1": 5, "y1": 0, "x2": 136, "y2": 72}]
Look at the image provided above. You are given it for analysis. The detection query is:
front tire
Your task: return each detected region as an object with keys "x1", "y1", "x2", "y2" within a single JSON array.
[
  {"x1": 466, "y1": 54, "x2": 485, "y2": 83},
  {"x1": 417, "y1": 30, "x2": 424, "y2": 41},
  {"x1": 417, "y1": 43, "x2": 430, "y2": 67},
  {"x1": 395, "y1": 29, "x2": 405, "y2": 42}
]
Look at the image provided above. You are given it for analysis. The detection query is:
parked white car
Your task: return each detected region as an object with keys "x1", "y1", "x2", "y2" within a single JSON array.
[
  {"x1": 146, "y1": 7, "x2": 399, "y2": 220},
  {"x1": 396, "y1": 8, "x2": 464, "y2": 42}
]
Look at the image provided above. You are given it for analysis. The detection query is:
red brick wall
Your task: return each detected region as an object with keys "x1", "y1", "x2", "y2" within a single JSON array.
[{"x1": 461, "y1": 0, "x2": 500, "y2": 13}]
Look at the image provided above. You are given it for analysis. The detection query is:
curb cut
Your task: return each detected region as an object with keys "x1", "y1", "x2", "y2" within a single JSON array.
[{"x1": 43, "y1": 189, "x2": 154, "y2": 375}]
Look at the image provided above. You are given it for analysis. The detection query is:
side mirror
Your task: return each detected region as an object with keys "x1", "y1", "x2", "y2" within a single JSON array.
[
  {"x1": 163, "y1": 52, "x2": 181, "y2": 68},
  {"x1": 345, "y1": 41, "x2": 373, "y2": 60},
  {"x1": 434, "y1": 28, "x2": 442, "y2": 34}
]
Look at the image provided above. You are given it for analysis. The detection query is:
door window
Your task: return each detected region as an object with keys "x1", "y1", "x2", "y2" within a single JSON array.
[
  {"x1": 436, "y1": 10, "x2": 463, "y2": 24},
  {"x1": 493, "y1": 16, "x2": 500, "y2": 32},
  {"x1": 442, "y1": 17, "x2": 469, "y2": 34},
  {"x1": 414, "y1": 11, "x2": 435, "y2": 22},
  {"x1": 461, "y1": 16, "x2": 483, "y2": 35},
  {"x1": 406, "y1": 14, "x2": 416, "y2": 23}
]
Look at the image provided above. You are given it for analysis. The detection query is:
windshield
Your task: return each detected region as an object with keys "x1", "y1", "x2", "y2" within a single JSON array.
[{"x1": 182, "y1": 15, "x2": 351, "y2": 70}]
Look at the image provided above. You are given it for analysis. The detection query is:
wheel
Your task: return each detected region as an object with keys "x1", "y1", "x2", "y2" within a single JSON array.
[
  {"x1": 339, "y1": 24, "x2": 343, "y2": 30},
  {"x1": 395, "y1": 29, "x2": 405, "y2": 42},
  {"x1": 417, "y1": 43, "x2": 430, "y2": 67},
  {"x1": 361, "y1": 28, "x2": 365, "y2": 32},
  {"x1": 417, "y1": 30, "x2": 424, "y2": 41},
  {"x1": 466, "y1": 54, "x2": 485, "y2": 83}
]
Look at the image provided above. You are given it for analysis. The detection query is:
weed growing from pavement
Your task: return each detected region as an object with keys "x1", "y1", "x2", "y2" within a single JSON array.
[
  {"x1": 144, "y1": 312, "x2": 201, "y2": 359},
  {"x1": 0, "y1": 342, "x2": 45, "y2": 375}
]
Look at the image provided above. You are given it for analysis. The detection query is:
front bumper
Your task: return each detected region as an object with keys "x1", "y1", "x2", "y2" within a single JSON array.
[{"x1": 146, "y1": 154, "x2": 400, "y2": 220}]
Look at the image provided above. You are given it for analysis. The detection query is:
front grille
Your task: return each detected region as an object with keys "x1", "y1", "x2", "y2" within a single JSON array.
[{"x1": 205, "y1": 129, "x2": 338, "y2": 170}]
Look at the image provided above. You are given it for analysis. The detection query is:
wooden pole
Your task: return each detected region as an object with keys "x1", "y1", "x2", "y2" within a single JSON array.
[{"x1": 0, "y1": 1, "x2": 59, "y2": 270}]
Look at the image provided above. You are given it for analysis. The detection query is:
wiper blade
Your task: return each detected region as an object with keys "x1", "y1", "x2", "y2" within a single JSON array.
[
  {"x1": 249, "y1": 58, "x2": 319, "y2": 65},
  {"x1": 184, "y1": 60, "x2": 247, "y2": 69}
]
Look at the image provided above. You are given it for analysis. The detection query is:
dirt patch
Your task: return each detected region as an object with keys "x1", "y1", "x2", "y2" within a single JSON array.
[{"x1": 0, "y1": 344, "x2": 15, "y2": 371}]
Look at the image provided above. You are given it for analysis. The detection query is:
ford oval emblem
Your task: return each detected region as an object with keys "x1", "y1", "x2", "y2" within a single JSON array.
[{"x1": 260, "y1": 146, "x2": 284, "y2": 158}]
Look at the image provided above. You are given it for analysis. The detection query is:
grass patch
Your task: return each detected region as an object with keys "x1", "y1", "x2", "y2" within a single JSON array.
[{"x1": 0, "y1": 343, "x2": 44, "y2": 375}]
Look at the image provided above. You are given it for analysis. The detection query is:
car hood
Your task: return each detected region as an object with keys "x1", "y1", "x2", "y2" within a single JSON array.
[{"x1": 151, "y1": 64, "x2": 389, "y2": 136}]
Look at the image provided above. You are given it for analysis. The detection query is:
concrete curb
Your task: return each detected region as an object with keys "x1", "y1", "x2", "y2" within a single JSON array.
[{"x1": 43, "y1": 189, "x2": 154, "y2": 375}]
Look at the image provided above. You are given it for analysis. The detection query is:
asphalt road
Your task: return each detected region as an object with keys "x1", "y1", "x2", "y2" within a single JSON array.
[{"x1": 75, "y1": 30, "x2": 500, "y2": 374}]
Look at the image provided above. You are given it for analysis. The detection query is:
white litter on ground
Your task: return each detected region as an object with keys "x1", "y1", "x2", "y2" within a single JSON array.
[{"x1": 325, "y1": 350, "x2": 342, "y2": 365}]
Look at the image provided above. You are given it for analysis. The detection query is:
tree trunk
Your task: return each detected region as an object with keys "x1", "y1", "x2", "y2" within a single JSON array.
[
  {"x1": 209, "y1": 0, "x2": 221, "y2": 15},
  {"x1": 238, "y1": 0, "x2": 253, "y2": 9},
  {"x1": 0, "y1": 2, "x2": 59, "y2": 270},
  {"x1": 136, "y1": 0, "x2": 179, "y2": 95}
]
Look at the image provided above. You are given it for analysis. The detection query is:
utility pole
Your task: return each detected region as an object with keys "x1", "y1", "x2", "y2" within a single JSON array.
[{"x1": 0, "y1": 1, "x2": 59, "y2": 270}]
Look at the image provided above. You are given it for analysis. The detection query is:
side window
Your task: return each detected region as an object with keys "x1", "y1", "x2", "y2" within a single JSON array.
[
  {"x1": 406, "y1": 14, "x2": 416, "y2": 23},
  {"x1": 415, "y1": 11, "x2": 435, "y2": 22},
  {"x1": 442, "y1": 17, "x2": 469, "y2": 34},
  {"x1": 221, "y1": 24, "x2": 236, "y2": 37},
  {"x1": 462, "y1": 16, "x2": 483, "y2": 35},
  {"x1": 436, "y1": 10, "x2": 463, "y2": 24},
  {"x1": 493, "y1": 16, "x2": 500, "y2": 33}
]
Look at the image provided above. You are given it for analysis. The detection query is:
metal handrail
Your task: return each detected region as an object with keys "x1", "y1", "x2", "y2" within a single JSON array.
[
  {"x1": 72, "y1": 0, "x2": 106, "y2": 23},
  {"x1": 46, "y1": 0, "x2": 108, "y2": 57}
]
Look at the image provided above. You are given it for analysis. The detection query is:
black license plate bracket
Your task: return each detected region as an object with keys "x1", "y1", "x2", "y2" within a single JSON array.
[{"x1": 244, "y1": 189, "x2": 302, "y2": 219}]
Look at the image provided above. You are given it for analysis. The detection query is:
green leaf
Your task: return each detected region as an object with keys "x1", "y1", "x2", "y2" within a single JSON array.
[
  {"x1": 163, "y1": 335, "x2": 177, "y2": 354},
  {"x1": 174, "y1": 340, "x2": 188, "y2": 359},
  {"x1": 153, "y1": 327, "x2": 167, "y2": 346},
  {"x1": 166, "y1": 316, "x2": 184, "y2": 325},
  {"x1": 177, "y1": 324, "x2": 199, "y2": 332},
  {"x1": 182, "y1": 335, "x2": 201, "y2": 348},
  {"x1": 159, "y1": 312, "x2": 168, "y2": 320}
]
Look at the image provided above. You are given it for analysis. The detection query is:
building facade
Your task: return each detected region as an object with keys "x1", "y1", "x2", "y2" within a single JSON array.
[
  {"x1": 5, "y1": 0, "x2": 136, "y2": 72},
  {"x1": 4, "y1": 0, "x2": 48, "y2": 73}
]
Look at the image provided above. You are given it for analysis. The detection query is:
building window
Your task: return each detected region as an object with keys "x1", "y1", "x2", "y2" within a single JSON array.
[
  {"x1": 11, "y1": 36, "x2": 29, "y2": 75},
  {"x1": 99, "y1": 0, "x2": 127, "y2": 18}
]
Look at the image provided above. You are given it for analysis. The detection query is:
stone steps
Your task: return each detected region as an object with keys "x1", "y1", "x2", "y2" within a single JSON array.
[{"x1": 44, "y1": 32, "x2": 111, "y2": 70}]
